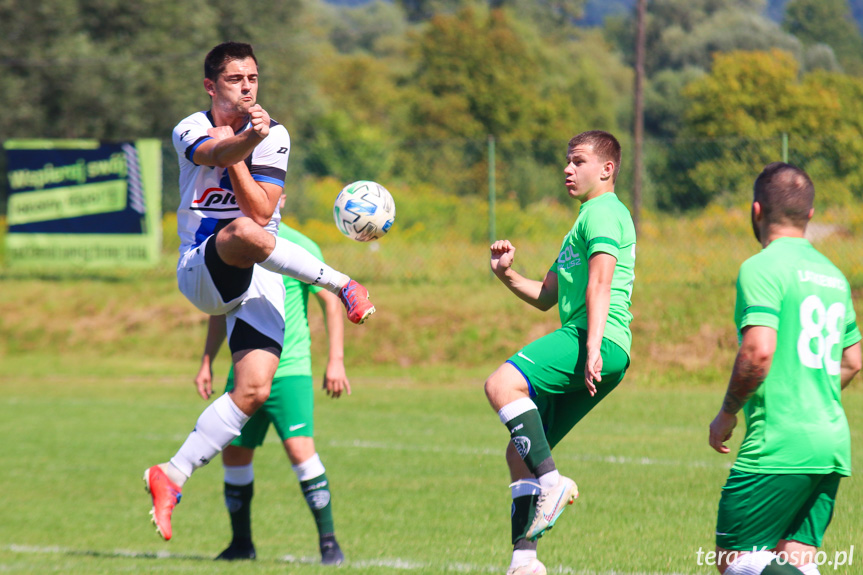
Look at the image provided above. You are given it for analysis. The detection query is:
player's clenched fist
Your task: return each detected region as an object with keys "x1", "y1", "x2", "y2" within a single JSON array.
[
  {"x1": 249, "y1": 104, "x2": 270, "y2": 139},
  {"x1": 490, "y1": 239, "x2": 516, "y2": 275}
]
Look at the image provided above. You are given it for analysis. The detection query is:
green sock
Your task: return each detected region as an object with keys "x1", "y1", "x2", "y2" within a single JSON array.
[
  {"x1": 762, "y1": 560, "x2": 804, "y2": 574},
  {"x1": 300, "y1": 473, "x2": 335, "y2": 536},
  {"x1": 511, "y1": 494, "x2": 539, "y2": 548},
  {"x1": 504, "y1": 409, "x2": 555, "y2": 476},
  {"x1": 224, "y1": 481, "x2": 253, "y2": 542}
]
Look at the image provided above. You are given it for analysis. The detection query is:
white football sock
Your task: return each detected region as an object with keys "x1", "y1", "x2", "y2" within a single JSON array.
[
  {"x1": 798, "y1": 563, "x2": 820, "y2": 575},
  {"x1": 510, "y1": 549, "x2": 537, "y2": 570},
  {"x1": 224, "y1": 463, "x2": 254, "y2": 486},
  {"x1": 291, "y1": 453, "x2": 326, "y2": 482},
  {"x1": 537, "y1": 470, "x2": 560, "y2": 489},
  {"x1": 259, "y1": 236, "x2": 348, "y2": 294},
  {"x1": 725, "y1": 551, "x2": 781, "y2": 575},
  {"x1": 169, "y1": 394, "x2": 250, "y2": 481},
  {"x1": 497, "y1": 397, "x2": 538, "y2": 424}
]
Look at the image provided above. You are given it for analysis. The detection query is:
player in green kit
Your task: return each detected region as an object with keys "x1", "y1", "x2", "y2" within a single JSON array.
[
  {"x1": 484, "y1": 131, "x2": 636, "y2": 575},
  {"x1": 195, "y1": 210, "x2": 349, "y2": 566},
  {"x1": 708, "y1": 163, "x2": 862, "y2": 575}
]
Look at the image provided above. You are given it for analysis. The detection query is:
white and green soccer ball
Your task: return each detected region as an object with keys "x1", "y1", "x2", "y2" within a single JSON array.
[{"x1": 333, "y1": 180, "x2": 396, "y2": 242}]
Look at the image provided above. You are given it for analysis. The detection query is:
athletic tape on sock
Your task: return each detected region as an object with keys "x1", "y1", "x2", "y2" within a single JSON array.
[
  {"x1": 498, "y1": 397, "x2": 539, "y2": 424},
  {"x1": 224, "y1": 463, "x2": 255, "y2": 486},
  {"x1": 292, "y1": 453, "x2": 326, "y2": 482}
]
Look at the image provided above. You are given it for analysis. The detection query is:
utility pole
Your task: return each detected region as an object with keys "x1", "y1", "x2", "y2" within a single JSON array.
[{"x1": 633, "y1": 0, "x2": 646, "y2": 232}]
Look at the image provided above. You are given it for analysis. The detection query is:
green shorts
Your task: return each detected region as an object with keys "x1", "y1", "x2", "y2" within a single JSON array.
[
  {"x1": 715, "y1": 469, "x2": 841, "y2": 550},
  {"x1": 225, "y1": 374, "x2": 314, "y2": 448},
  {"x1": 507, "y1": 324, "x2": 630, "y2": 449}
]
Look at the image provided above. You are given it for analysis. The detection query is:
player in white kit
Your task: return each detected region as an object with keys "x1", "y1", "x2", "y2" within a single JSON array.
[{"x1": 142, "y1": 42, "x2": 375, "y2": 541}]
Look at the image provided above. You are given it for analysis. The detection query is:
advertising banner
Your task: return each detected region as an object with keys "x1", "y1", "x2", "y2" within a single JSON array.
[{"x1": 3, "y1": 139, "x2": 162, "y2": 267}]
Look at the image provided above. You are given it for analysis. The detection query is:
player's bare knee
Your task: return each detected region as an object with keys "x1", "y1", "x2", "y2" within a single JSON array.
[
  {"x1": 251, "y1": 385, "x2": 271, "y2": 407},
  {"x1": 222, "y1": 218, "x2": 271, "y2": 249},
  {"x1": 483, "y1": 376, "x2": 497, "y2": 400}
]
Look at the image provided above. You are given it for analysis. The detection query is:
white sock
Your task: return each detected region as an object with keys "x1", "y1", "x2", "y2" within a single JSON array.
[
  {"x1": 224, "y1": 463, "x2": 254, "y2": 486},
  {"x1": 169, "y1": 394, "x2": 250, "y2": 482},
  {"x1": 537, "y1": 470, "x2": 560, "y2": 489},
  {"x1": 497, "y1": 397, "x2": 538, "y2": 424},
  {"x1": 725, "y1": 551, "x2": 781, "y2": 575},
  {"x1": 798, "y1": 563, "x2": 820, "y2": 575},
  {"x1": 259, "y1": 236, "x2": 348, "y2": 294},
  {"x1": 291, "y1": 453, "x2": 326, "y2": 482},
  {"x1": 509, "y1": 549, "x2": 537, "y2": 569}
]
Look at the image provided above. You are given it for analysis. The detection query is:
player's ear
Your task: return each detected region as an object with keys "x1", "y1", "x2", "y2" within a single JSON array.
[
  {"x1": 602, "y1": 161, "x2": 614, "y2": 181},
  {"x1": 204, "y1": 78, "x2": 215, "y2": 97},
  {"x1": 752, "y1": 201, "x2": 763, "y2": 220}
]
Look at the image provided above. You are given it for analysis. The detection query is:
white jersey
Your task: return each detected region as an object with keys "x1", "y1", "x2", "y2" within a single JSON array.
[{"x1": 172, "y1": 111, "x2": 291, "y2": 254}]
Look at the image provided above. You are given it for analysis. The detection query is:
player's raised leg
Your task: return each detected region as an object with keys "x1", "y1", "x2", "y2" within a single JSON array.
[
  {"x1": 485, "y1": 363, "x2": 577, "y2": 542},
  {"x1": 217, "y1": 218, "x2": 374, "y2": 324}
]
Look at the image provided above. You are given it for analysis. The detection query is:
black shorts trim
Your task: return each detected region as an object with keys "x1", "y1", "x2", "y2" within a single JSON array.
[
  {"x1": 229, "y1": 318, "x2": 283, "y2": 356},
  {"x1": 203, "y1": 222, "x2": 253, "y2": 303}
]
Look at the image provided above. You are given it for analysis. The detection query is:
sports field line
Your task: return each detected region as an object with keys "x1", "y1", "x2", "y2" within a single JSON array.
[
  {"x1": 138, "y1": 434, "x2": 730, "y2": 469},
  {"x1": 325, "y1": 439, "x2": 732, "y2": 469},
  {"x1": 4, "y1": 544, "x2": 698, "y2": 575}
]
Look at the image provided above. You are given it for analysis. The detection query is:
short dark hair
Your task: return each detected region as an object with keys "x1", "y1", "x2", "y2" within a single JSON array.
[
  {"x1": 568, "y1": 130, "x2": 622, "y2": 182},
  {"x1": 753, "y1": 162, "x2": 814, "y2": 228},
  {"x1": 204, "y1": 42, "x2": 257, "y2": 82}
]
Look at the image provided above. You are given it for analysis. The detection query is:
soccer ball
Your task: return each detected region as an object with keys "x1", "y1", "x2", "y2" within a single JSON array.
[{"x1": 333, "y1": 180, "x2": 396, "y2": 242}]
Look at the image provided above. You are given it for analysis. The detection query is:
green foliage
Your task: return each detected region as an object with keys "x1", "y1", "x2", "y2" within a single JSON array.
[
  {"x1": 324, "y1": 0, "x2": 410, "y2": 54},
  {"x1": 303, "y1": 111, "x2": 395, "y2": 182},
  {"x1": 650, "y1": 49, "x2": 863, "y2": 209},
  {"x1": 784, "y1": 0, "x2": 863, "y2": 75}
]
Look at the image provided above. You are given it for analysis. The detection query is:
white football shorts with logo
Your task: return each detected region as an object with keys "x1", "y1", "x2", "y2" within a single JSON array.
[{"x1": 177, "y1": 235, "x2": 286, "y2": 352}]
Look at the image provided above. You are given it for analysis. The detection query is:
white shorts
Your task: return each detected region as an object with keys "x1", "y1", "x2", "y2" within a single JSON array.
[{"x1": 177, "y1": 236, "x2": 286, "y2": 352}]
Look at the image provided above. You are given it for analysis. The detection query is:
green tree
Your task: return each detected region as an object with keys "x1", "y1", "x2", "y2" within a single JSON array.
[
  {"x1": 654, "y1": 49, "x2": 863, "y2": 210},
  {"x1": 783, "y1": 0, "x2": 863, "y2": 75},
  {"x1": 400, "y1": 7, "x2": 622, "y2": 202}
]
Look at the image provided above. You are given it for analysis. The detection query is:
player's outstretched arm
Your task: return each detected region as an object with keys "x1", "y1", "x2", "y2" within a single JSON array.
[
  {"x1": 314, "y1": 290, "x2": 350, "y2": 398},
  {"x1": 709, "y1": 325, "x2": 775, "y2": 453},
  {"x1": 195, "y1": 315, "x2": 227, "y2": 400},
  {"x1": 840, "y1": 341, "x2": 862, "y2": 389},
  {"x1": 193, "y1": 105, "x2": 271, "y2": 168},
  {"x1": 489, "y1": 239, "x2": 557, "y2": 310}
]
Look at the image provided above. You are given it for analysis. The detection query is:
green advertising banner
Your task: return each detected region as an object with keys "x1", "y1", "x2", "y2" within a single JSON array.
[{"x1": 3, "y1": 139, "x2": 162, "y2": 268}]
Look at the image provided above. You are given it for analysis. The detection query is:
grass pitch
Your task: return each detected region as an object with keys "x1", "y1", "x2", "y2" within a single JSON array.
[
  {"x1": 1, "y1": 360, "x2": 861, "y2": 575},
  {"x1": 1, "y1": 212, "x2": 861, "y2": 573}
]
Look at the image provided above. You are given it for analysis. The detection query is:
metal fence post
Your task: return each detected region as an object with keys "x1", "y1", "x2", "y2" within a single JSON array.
[{"x1": 488, "y1": 135, "x2": 496, "y2": 245}]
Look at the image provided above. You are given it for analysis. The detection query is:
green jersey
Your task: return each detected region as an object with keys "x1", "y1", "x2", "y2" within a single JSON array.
[
  {"x1": 229, "y1": 223, "x2": 322, "y2": 380},
  {"x1": 733, "y1": 237, "x2": 861, "y2": 476},
  {"x1": 553, "y1": 192, "x2": 636, "y2": 356}
]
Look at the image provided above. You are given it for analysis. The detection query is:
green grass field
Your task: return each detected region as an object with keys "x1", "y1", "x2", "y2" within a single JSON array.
[
  {"x1": 2, "y1": 363, "x2": 862, "y2": 574},
  {"x1": 1, "y1": 213, "x2": 862, "y2": 574}
]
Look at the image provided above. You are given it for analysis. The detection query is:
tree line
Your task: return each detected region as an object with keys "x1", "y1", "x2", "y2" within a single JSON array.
[{"x1": 2, "y1": 0, "x2": 863, "y2": 213}]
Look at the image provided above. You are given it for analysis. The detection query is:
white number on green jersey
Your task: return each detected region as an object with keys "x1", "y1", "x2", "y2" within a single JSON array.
[{"x1": 797, "y1": 294, "x2": 845, "y2": 375}]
